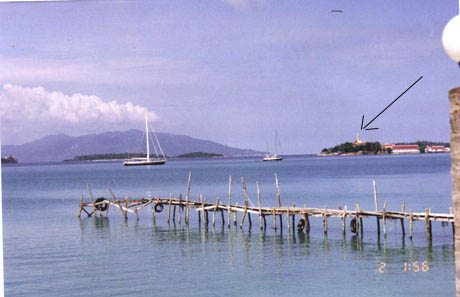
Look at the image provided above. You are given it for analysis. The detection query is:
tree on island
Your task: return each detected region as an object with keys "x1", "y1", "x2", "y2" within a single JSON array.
[{"x1": 326, "y1": 141, "x2": 383, "y2": 154}]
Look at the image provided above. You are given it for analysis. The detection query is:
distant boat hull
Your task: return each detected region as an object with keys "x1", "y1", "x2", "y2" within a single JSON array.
[
  {"x1": 262, "y1": 156, "x2": 283, "y2": 161},
  {"x1": 123, "y1": 160, "x2": 166, "y2": 166}
]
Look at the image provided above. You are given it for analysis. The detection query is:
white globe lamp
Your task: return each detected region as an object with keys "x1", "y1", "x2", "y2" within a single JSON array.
[{"x1": 443, "y1": 14, "x2": 460, "y2": 67}]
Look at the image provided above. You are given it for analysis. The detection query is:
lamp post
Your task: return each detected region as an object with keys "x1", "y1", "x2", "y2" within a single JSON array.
[{"x1": 443, "y1": 6, "x2": 460, "y2": 297}]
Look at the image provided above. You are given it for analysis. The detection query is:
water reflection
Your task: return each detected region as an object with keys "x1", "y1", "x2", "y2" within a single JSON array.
[{"x1": 77, "y1": 217, "x2": 454, "y2": 270}]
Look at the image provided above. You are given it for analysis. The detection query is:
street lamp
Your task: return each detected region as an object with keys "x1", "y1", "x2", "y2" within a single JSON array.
[{"x1": 443, "y1": 13, "x2": 460, "y2": 67}]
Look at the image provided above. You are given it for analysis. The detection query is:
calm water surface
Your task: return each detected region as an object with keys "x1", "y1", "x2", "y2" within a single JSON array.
[{"x1": 2, "y1": 154, "x2": 455, "y2": 296}]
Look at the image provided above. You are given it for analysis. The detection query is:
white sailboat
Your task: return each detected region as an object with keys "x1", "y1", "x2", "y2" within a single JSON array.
[
  {"x1": 263, "y1": 129, "x2": 283, "y2": 161},
  {"x1": 123, "y1": 114, "x2": 167, "y2": 166}
]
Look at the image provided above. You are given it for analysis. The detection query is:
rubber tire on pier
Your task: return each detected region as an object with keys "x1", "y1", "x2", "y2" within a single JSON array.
[
  {"x1": 154, "y1": 203, "x2": 164, "y2": 213},
  {"x1": 94, "y1": 197, "x2": 108, "y2": 211},
  {"x1": 350, "y1": 218, "x2": 357, "y2": 234},
  {"x1": 297, "y1": 218, "x2": 306, "y2": 231}
]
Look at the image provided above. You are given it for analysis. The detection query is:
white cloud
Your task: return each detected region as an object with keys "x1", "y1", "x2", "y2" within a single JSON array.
[
  {"x1": 220, "y1": 0, "x2": 265, "y2": 10},
  {"x1": 0, "y1": 56, "x2": 197, "y2": 86},
  {"x1": 0, "y1": 84, "x2": 157, "y2": 135}
]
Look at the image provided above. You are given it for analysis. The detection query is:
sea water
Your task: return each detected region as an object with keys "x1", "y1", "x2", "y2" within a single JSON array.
[{"x1": 2, "y1": 154, "x2": 455, "y2": 296}]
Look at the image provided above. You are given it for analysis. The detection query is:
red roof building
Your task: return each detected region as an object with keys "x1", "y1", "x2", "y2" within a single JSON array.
[{"x1": 383, "y1": 144, "x2": 419, "y2": 154}]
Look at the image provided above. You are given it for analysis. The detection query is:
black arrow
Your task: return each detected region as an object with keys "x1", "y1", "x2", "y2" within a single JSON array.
[{"x1": 361, "y1": 76, "x2": 423, "y2": 130}]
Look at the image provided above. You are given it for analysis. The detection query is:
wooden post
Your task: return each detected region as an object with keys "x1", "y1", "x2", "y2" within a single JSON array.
[
  {"x1": 167, "y1": 193, "x2": 172, "y2": 224},
  {"x1": 341, "y1": 207, "x2": 346, "y2": 235},
  {"x1": 221, "y1": 208, "x2": 225, "y2": 226},
  {"x1": 287, "y1": 207, "x2": 290, "y2": 233},
  {"x1": 302, "y1": 212, "x2": 307, "y2": 232},
  {"x1": 305, "y1": 205, "x2": 310, "y2": 233},
  {"x1": 448, "y1": 86, "x2": 460, "y2": 295},
  {"x1": 451, "y1": 207, "x2": 455, "y2": 240},
  {"x1": 425, "y1": 208, "x2": 432, "y2": 241},
  {"x1": 201, "y1": 197, "x2": 206, "y2": 225},
  {"x1": 178, "y1": 193, "x2": 182, "y2": 225},
  {"x1": 355, "y1": 205, "x2": 360, "y2": 237},
  {"x1": 292, "y1": 202, "x2": 296, "y2": 233},
  {"x1": 275, "y1": 173, "x2": 283, "y2": 229},
  {"x1": 357, "y1": 204, "x2": 363, "y2": 238},
  {"x1": 383, "y1": 201, "x2": 387, "y2": 238},
  {"x1": 303, "y1": 204, "x2": 310, "y2": 233},
  {"x1": 172, "y1": 205, "x2": 176, "y2": 223},
  {"x1": 197, "y1": 194, "x2": 201, "y2": 226},
  {"x1": 373, "y1": 180, "x2": 381, "y2": 237},
  {"x1": 135, "y1": 208, "x2": 139, "y2": 221},
  {"x1": 87, "y1": 184, "x2": 97, "y2": 217},
  {"x1": 234, "y1": 202, "x2": 238, "y2": 226},
  {"x1": 323, "y1": 205, "x2": 328, "y2": 234},
  {"x1": 257, "y1": 181, "x2": 263, "y2": 231},
  {"x1": 107, "y1": 186, "x2": 118, "y2": 217},
  {"x1": 78, "y1": 195, "x2": 84, "y2": 218},
  {"x1": 104, "y1": 191, "x2": 111, "y2": 218},
  {"x1": 409, "y1": 208, "x2": 413, "y2": 239},
  {"x1": 240, "y1": 177, "x2": 249, "y2": 229},
  {"x1": 401, "y1": 202, "x2": 406, "y2": 236},
  {"x1": 275, "y1": 173, "x2": 281, "y2": 207},
  {"x1": 272, "y1": 208, "x2": 277, "y2": 230},
  {"x1": 228, "y1": 175, "x2": 232, "y2": 229},
  {"x1": 117, "y1": 198, "x2": 127, "y2": 220},
  {"x1": 203, "y1": 198, "x2": 208, "y2": 226},
  {"x1": 185, "y1": 171, "x2": 192, "y2": 224},
  {"x1": 152, "y1": 197, "x2": 156, "y2": 224},
  {"x1": 213, "y1": 198, "x2": 219, "y2": 227}
]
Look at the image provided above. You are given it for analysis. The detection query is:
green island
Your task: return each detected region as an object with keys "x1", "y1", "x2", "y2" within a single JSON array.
[
  {"x1": 1, "y1": 156, "x2": 18, "y2": 164},
  {"x1": 65, "y1": 152, "x2": 222, "y2": 161},
  {"x1": 320, "y1": 140, "x2": 450, "y2": 156},
  {"x1": 320, "y1": 142, "x2": 383, "y2": 155},
  {"x1": 176, "y1": 152, "x2": 223, "y2": 158}
]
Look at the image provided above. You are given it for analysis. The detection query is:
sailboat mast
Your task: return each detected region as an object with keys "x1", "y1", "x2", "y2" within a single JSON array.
[
  {"x1": 145, "y1": 114, "x2": 150, "y2": 160},
  {"x1": 275, "y1": 129, "x2": 278, "y2": 156}
]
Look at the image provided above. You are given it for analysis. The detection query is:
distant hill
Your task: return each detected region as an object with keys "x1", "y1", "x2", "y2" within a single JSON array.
[{"x1": 2, "y1": 130, "x2": 261, "y2": 163}]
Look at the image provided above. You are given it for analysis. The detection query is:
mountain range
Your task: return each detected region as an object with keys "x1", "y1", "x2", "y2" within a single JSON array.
[{"x1": 2, "y1": 130, "x2": 261, "y2": 163}]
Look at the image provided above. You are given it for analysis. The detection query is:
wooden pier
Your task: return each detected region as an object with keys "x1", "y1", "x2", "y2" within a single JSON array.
[{"x1": 78, "y1": 172, "x2": 454, "y2": 240}]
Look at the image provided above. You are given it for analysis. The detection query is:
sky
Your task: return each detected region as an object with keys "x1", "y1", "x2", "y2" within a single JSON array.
[{"x1": 0, "y1": 0, "x2": 459, "y2": 154}]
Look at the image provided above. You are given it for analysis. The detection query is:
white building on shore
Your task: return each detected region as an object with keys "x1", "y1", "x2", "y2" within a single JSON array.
[
  {"x1": 383, "y1": 144, "x2": 420, "y2": 154},
  {"x1": 425, "y1": 145, "x2": 450, "y2": 153}
]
